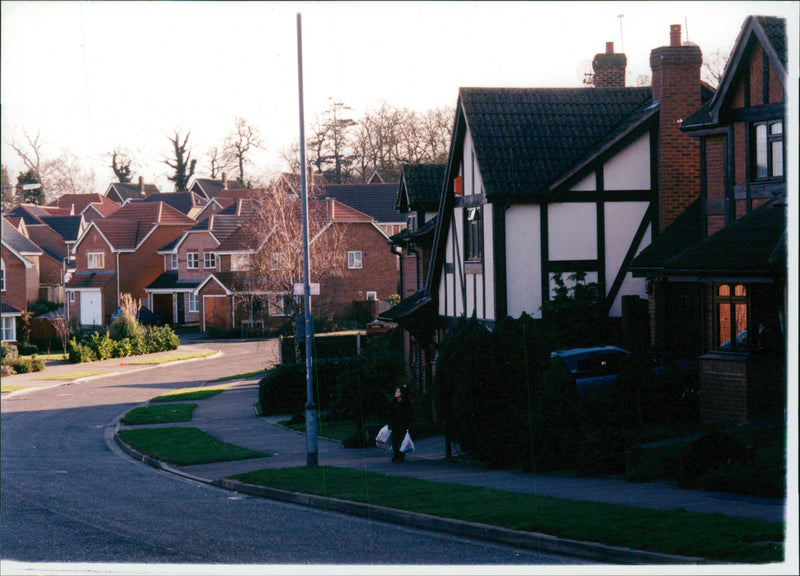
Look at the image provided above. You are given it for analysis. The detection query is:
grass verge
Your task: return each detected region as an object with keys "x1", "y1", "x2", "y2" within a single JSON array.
[
  {"x1": 229, "y1": 466, "x2": 784, "y2": 563},
  {"x1": 150, "y1": 386, "x2": 226, "y2": 402},
  {"x1": 122, "y1": 351, "x2": 218, "y2": 365},
  {"x1": 1, "y1": 384, "x2": 32, "y2": 393},
  {"x1": 120, "y1": 403, "x2": 197, "y2": 425},
  {"x1": 117, "y1": 427, "x2": 267, "y2": 465},
  {"x1": 36, "y1": 371, "x2": 109, "y2": 380}
]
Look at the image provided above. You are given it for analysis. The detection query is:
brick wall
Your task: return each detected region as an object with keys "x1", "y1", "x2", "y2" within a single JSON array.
[
  {"x1": 2, "y1": 246, "x2": 32, "y2": 310},
  {"x1": 592, "y1": 43, "x2": 627, "y2": 88},
  {"x1": 699, "y1": 354, "x2": 749, "y2": 421},
  {"x1": 650, "y1": 25, "x2": 703, "y2": 233}
]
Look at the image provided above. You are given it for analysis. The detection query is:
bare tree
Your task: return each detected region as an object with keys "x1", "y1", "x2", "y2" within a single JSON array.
[
  {"x1": 9, "y1": 128, "x2": 47, "y2": 196},
  {"x1": 702, "y1": 48, "x2": 729, "y2": 88},
  {"x1": 108, "y1": 147, "x2": 134, "y2": 183},
  {"x1": 1, "y1": 164, "x2": 14, "y2": 211},
  {"x1": 223, "y1": 117, "x2": 263, "y2": 187},
  {"x1": 307, "y1": 100, "x2": 356, "y2": 184},
  {"x1": 163, "y1": 129, "x2": 197, "y2": 191},
  {"x1": 206, "y1": 146, "x2": 227, "y2": 179},
  {"x1": 42, "y1": 150, "x2": 96, "y2": 198}
]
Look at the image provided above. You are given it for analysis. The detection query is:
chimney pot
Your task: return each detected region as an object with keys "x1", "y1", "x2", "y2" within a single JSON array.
[
  {"x1": 605, "y1": 41, "x2": 614, "y2": 54},
  {"x1": 139, "y1": 176, "x2": 145, "y2": 195},
  {"x1": 222, "y1": 172, "x2": 228, "y2": 190},
  {"x1": 670, "y1": 24, "x2": 682, "y2": 47}
]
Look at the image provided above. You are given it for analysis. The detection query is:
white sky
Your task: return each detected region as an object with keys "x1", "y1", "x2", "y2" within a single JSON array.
[{"x1": 1, "y1": 0, "x2": 798, "y2": 192}]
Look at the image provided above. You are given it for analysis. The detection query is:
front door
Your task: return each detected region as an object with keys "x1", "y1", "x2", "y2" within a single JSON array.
[
  {"x1": 177, "y1": 293, "x2": 185, "y2": 324},
  {"x1": 80, "y1": 291, "x2": 102, "y2": 327}
]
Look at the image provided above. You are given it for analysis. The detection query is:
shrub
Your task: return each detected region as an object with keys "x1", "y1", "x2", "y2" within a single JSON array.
[
  {"x1": 144, "y1": 325, "x2": 179, "y2": 353},
  {"x1": 109, "y1": 314, "x2": 143, "y2": 342},
  {"x1": 17, "y1": 343, "x2": 39, "y2": 356},
  {"x1": 68, "y1": 338, "x2": 97, "y2": 363},
  {"x1": 5, "y1": 355, "x2": 45, "y2": 374},
  {"x1": 88, "y1": 331, "x2": 116, "y2": 360},
  {"x1": 677, "y1": 431, "x2": 747, "y2": 488},
  {"x1": 1, "y1": 343, "x2": 18, "y2": 361}
]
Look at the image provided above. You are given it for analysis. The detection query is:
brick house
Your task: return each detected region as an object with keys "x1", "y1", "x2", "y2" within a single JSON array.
[
  {"x1": 194, "y1": 197, "x2": 398, "y2": 333},
  {"x1": 66, "y1": 202, "x2": 195, "y2": 326},
  {"x1": 320, "y1": 183, "x2": 406, "y2": 238},
  {"x1": 188, "y1": 174, "x2": 243, "y2": 200},
  {"x1": 631, "y1": 16, "x2": 788, "y2": 422},
  {"x1": 104, "y1": 178, "x2": 159, "y2": 204},
  {"x1": 47, "y1": 193, "x2": 120, "y2": 221},
  {"x1": 1, "y1": 217, "x2": 42, "y2": 342}
]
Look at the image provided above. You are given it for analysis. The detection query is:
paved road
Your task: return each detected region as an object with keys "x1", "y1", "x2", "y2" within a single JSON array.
[{"x1": 1, "y1": 338, "x2": 586, "y2": 569}]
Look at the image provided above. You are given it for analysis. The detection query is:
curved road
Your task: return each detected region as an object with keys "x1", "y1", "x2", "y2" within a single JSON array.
[{"x1": 1, "y1": 339, "x2": 584, "y2": 567}]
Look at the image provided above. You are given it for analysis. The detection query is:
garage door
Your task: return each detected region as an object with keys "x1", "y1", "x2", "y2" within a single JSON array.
[{"x1": 80, "y1": 291, "x2": 103, "y2": 326}]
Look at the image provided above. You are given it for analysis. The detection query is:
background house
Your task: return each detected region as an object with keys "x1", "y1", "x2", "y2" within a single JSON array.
[
  {"x1": 104, "y1": 178, "x2": 160, "y2": 204},
  {"x1": 1, "y1": 217, "x2": 42, "y2": 342}
]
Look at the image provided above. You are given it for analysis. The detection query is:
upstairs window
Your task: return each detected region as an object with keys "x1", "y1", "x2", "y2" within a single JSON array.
[
  {"x1": 348, "y1": 251, "x2": 363, "y2": 269},
  {"x1": 187, "y1": 252, "x2": 199, "y2": 269},
  {"x1": 752, "y1": 120, "x2": 783, "y2": 181},
  {"x1": 716, "y1": 283, "x2": 748, "y2": 350},
  {"x1": 464, "y1": 206, "x2": 483, "y2": 262},
  {"x1": 204, "y1": 252, "x2": 216, "y2": 269},
  {"x1": 169, "y1": 254, "x2": 178, "y2": 270},
  {"x1": 271, "y1": 252, "x2": 286, "y2": 271},
  {"x1": 87, "y1": 252, "x2": 105, "y2": 269}
]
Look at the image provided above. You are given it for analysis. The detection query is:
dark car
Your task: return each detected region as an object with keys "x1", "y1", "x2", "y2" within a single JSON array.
[
  {"x1": 550, "y1": 346, "x2": 630, "y2": 392},
  {"x1": 110, "y1": 306, "x2": 164, "y2": 326}
]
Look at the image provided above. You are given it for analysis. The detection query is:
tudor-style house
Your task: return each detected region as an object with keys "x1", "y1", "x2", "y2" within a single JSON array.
[
  {"x1": 66, "y1": 202, "x2": 195, "y2": 326},
  {"x1": 631, "y1": 16, "x2": 788, "y2": 422}
]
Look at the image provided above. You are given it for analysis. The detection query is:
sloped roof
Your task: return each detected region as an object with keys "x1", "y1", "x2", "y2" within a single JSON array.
[
  {"x1": 662, "y1": 199, "x2": 786, "y2": 279},
  {"x1": 65, "y1": 271, "x2": 115, "y2": 289},
  {"x1": 48, "y1": 193, "x2": 119, "y2": 217},
  {"x1": 105, "y1": 182, "x2": 160, "y2": 202},
  {"x1": 145, "y1": 271, "x2": 201, "y2": 291},
  {"x1": 1, "y1": 301, "x2": 24, "y2": 315},
  {"x1": 108, "y1": 201, "x2": 196, "y2": 226},
  {"x1": 138, "y1": 191, "x2": 206, "y2": 215},
  {"x1": 39, "y1": 215, "x2": 84, "y2": 242},
  {"x1": 320, "y1": 183, "x2": 403, "y2": 224},
  {"x1": 190, "y1": 177, "x2": 243, "y2": 199},
  {"x1": 4, "y1": 204, "x2": 71, "y2": 225},
  {"x1": 25, "y1": 224, "x2": 69, "y2": 261},
  {"x1": 2, "y1": 216, "x2": 42, "y2": 256},
  {"x1": 629, "y1": 199, "x2": 704, "y2": 274},
  {"x1": 458, "y1": 87, "x2": 653, "y2": 200},
  {"x1": 192, "y1": 213, "x2": 247, "y2": 243},
  {"x1": 398, "y1": 164, "x2": 446, "y2": 212},
  {"x1": 683, "y1": 16, "x2": 786, "y2": 131}
]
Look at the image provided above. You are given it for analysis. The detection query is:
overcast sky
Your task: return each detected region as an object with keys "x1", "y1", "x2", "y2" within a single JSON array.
[{"x1": 1, "y1": 1, "x2": 797, "y2": 192}]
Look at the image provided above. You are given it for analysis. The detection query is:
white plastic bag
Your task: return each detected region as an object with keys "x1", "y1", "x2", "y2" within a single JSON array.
[
  {"x1": 400, "y1": 430, "x2": 415, "y2": 453},
  {"x1": 375, "y1": 425, "x2": 392, "y2": 450}
]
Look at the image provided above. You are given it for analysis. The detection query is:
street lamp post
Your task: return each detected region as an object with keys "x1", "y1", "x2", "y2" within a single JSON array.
[{"x1": 296, "y1": 12, "x2": 318, "y2": 468}]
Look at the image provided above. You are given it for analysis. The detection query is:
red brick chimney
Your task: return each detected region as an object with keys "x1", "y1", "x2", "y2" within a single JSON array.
[
  {"x1": 592, "y1": 41, "x2": 627, "y2": 88},
  {"x1": 650, "y1": 24, "x2": 703, "y2": 232}
]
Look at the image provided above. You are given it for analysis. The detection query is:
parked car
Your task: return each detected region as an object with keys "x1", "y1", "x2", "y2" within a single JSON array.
[
  {"x1": 365, "y1": 319, "x2": 395, "y2": 334},
  {"x1": 110, "y1": 306, "x2": 164, "y2": 326},
  {"x1": 550, "y1": 346, "x2": 630, "y2": 392}
]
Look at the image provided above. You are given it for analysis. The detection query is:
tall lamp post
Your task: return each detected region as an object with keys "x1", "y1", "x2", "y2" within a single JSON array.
[{"x1": 296, "y1": 12, "x2": 318, "y2": 467}]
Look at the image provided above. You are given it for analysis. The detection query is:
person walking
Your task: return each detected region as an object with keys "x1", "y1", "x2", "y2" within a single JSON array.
[{"x1": 387, "y1": 386, "x2": 413, "y2": 462}]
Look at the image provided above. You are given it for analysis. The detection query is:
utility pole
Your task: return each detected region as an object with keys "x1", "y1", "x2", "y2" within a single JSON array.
[{"x1": 296, "y1": 12, "x2": 318, "y2": 467}]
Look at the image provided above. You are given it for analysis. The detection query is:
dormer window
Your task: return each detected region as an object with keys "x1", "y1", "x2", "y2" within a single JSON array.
[{"x1": 752, "y1": 120, "x2": 783, "y2": 181}]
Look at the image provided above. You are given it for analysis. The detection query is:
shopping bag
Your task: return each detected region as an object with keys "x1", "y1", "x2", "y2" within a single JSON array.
[
  {"x1": 375, "y1": 425, "x2": 392, "y2": 450},
  {"x1": 400, "y1": 430, "x2": 415, "y2": 453}
]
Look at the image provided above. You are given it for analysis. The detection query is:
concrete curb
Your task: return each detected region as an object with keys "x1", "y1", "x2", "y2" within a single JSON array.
[{"x1": 113, "y1": 430, "x2": 709, "y2": 565}]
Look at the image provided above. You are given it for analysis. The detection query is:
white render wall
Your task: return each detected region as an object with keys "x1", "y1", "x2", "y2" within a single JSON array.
[
  {"x1": 505, "y1": 204, "x2": 543, "y2": 318},
  {"x1": 604, "y1": 201, "x2": 651, "y2": 316},
  {"x1": 603, "y1": 134, "x2": 651, "y2": 190},
  {"x1": 547, "y1": 202, "x2": 598, "y2": 261}
]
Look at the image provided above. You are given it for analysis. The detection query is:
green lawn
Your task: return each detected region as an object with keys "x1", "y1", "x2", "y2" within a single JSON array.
[
  {"x1": 209, "y1": 370, "x2": 267, "y2": 383},
  {"x1": 120, "y1": 403, "x2": 197, "y2": 425},
  {"x1": 117, "y1": 427, "x2": 267, "y2": 466},
  {"x1": 122, "y1": 351, "x2": 218, "y2": 365},
  {"x1": 230, "y1": 466, "x2": 784, "y2": 564},
  {"x1": 150, "y1": 387, "x2": 226, "y2": 402},
  {"x1": 36, "y1": 371, "x2": 110, "y2": 380}
]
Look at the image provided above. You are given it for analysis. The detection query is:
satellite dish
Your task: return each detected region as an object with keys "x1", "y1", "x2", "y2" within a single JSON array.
[{"x1": 576, "y1": 60, "x2": 594, "y2": 86}]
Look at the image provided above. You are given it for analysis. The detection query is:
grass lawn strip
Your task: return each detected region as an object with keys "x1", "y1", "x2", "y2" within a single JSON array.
[
  {"x1": 1, "y1": 384, "x2": 33, "y2": 393},
  {"x1": 122, "y1": 351, "x2": 218, "y2": 365},
  {"x1": 209, "y1": 370, "x2": 267, "y2": 383},
  {"x1": 120, "y1": 403, "x2": 197, "y2": 425},
  {"x1": 229, "y1": 466, "x2": 783, "y2": 564},
  {"x1": 117, "y1": 427, "x2": 267, "y2": 466},
  {"x1": 150, "y1": 386, "x2": 227, "y2": 402}
]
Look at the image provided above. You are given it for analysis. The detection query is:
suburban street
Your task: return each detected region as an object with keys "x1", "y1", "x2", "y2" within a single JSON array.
[{"x1": 1, "y1": 339, "x2": 586, "y2": 568}]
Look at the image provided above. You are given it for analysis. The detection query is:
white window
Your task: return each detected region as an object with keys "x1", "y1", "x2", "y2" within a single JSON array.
[
  {"x1": 267, "y1": 294, "x2": 292, "y2": 316},
  {"x1": 188, "y1": 293, "x2": 199, "y2": 313},
  {"x1": 187, "y1": 252, "x2": 199, "y2": 269},
  {"x1": 170, "y1": 254, "x2": 178, "y2": 270},
  {"x1": 366, "y1": 291, "x2": 377, "y2": 301},
  {"x1": 271, "y1": 252, "x2": 285, "y2": 270},
  {"x1": 69, "y1": 291, "x2": 75, "y2": 303},
  {"x1": 348, "y1": 251, "x2": 363, "y2": 269},
  {"x1": 87, "y1": 252, "x2": 105, "y2": 269},
  {"x1": 1, "y1": 259, "x2": 4, "y2": 291},
  {"x1": 231, "y1": 254, "x2": 250, "y2": 271},
  {"x1": 204, "y1": 252, "x2": 216, "y2": 269},
  {"x1": 1, "y1": 316, "x2": 15, "y2": 342}
]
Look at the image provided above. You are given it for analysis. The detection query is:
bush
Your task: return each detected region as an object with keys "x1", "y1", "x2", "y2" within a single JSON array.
[
  {"x1": 1, "y1": 343, "x2": 19, "y2": 361},
  {"x1": 144, "y1": 325, "x2": 179, "y2": 353},
  {"x1": 66, "y1": 324, "x2": 179, "y2": 363},
  {"x1": 677, "y1": 431, "x2": 747, "y2": 488},
  {"x1": 5, "y1": 355, "x2": 45, "y2": 374},
  {"x1": 109, "y1": 314, "x2": 144, "y2": 342},
  {"x1": 68, "y1": 338, "x2": 97, "y2": 363},
  {"x1": 17, "y1": 343, "x2": 39, "y2": 356}
]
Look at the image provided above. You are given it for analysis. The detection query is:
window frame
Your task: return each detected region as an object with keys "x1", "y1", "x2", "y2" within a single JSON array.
[
  {"x1": 186, "y1": 252, "x2": 199, "y2": 269},
  {"x1": 187, "y1": 292, "x2": 199, "y2": 313},
  {"x1": 203, "y1": 252, "x2": 216, "y2": 269},
  {"x1": 715, "y1": 283, "x2": 748, "y2": 351},
  {"x1": 169, "y1": 254, "x2": 178, "y2": 270},
  {"x1": 464, "y1": 206, "x2": 483, "y2": 263},
  {"x1": 348, "y1": 251, "x2": 363, "y2": 269},
  {"x1": 231, "y1": 254, "x2": 250, "y2": 271},
  {"x1": 1, "y1": 316, "x2": 15, "y2": 342},
  {"x1": 87, "y1": 251, "x2": 105, "y2": 269},
  {"x1": 1, "y1": 259, "x2": 4, "y2": 291},
  {"x1": 751, "y1": 119, "x2": 784, "y2": 182}
]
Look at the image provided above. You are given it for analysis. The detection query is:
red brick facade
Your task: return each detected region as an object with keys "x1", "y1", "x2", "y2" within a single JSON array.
[{"x1": 2, "y1": 245, "x2": 39, "y2": 310}]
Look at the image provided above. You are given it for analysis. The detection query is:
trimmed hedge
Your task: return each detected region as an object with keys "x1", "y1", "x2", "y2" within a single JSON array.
[{"x1": 67, "y1": 325, "x2": 180, "y2": 364}]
